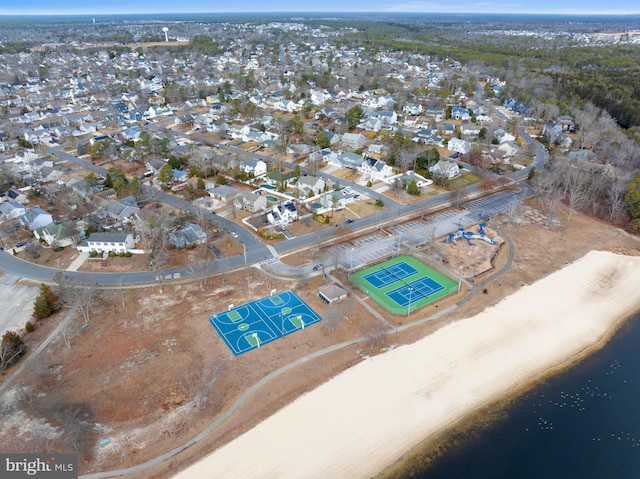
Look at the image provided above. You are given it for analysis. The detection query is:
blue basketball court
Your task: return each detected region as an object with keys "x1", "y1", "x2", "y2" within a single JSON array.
[{"x1": 209, "y1": 290, "x2": 323, "y2": 356}]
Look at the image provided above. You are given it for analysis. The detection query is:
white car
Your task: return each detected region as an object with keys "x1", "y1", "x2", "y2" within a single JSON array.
[{"x1": 230, "y1": 231, "x2": 238, "y2": 238}]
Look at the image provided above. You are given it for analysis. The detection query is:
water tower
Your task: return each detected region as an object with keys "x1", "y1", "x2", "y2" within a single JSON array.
[{"x1": 162, "y1": 27, "x2": 169, "y2": 42}]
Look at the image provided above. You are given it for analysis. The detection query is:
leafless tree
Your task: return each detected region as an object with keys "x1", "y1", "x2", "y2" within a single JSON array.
[
  {"x1": 449, "y1": 184, "x2": 467, "y2": 210},
  {"x1": 607, "y1": 176, "x2": 629, "y2": 224},
  {"x1": 174, "y1": 362, "x2": 222, "y2": 411},
  {"x1": 364, "y1": 323, "x2": 388, "y2": 349},
  {"x1": 54, "y1": 273, "x2": 98, "y2": 326},
  {"x1": 57, "y1": 316, "x2": 81, "y2": 349},
  {"x1": 325, "y1": 303, "x2": 341, "y2": 333},
  {"x1": 564, "y1": 168, "x2": 589, "y2": 220},
  {"x1": 504, "y1": 196, "x2": 523, "y2": 227}
]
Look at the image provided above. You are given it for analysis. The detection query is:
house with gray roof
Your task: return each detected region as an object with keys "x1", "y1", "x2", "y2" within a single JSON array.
[
  {"x1": 0, "y1": 201, "x2": 27, "y2": 219},
  {"x1": 169, "y1": 223, "x2": 207, "y2": 248},
  {"x1": 77, "y1": 232, "x2": 136, "y2": 254},
  {"x1": 20, "y1": 207, "x2": 54, "y2": 230}
]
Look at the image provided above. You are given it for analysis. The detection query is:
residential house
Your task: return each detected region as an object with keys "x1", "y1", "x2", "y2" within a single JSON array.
[
  {"x1": 451, "y1": 107, "x2": 470, "y2": 121},
  {"x1": 69, "y1": 179, "x2": 98, "y2": 200},
  {"x1": 425, "y1": 106, "x2": 444, "y2": 122},
  {"x1": 206, "y1": 184, "x2": 243, "y2": 203},
  {"x1": 77, "y1": 232, "x2": 135, "y2": 254},
  {"x1": 413, "y1": 129, "x2": 443, "y2": 146},
  {"x1": 6, "y1": 188, "x2": 28, "y2": 204},
  {"x1": 233, "y1": 191, "x2": 267, "y2": 213},
  {"x1": 34, "y1": 221, "x2": 80, "y2": 247},
  {"x1": 403, "y1": 102, "x2": 423, "y2": 116},
  {"x1": 334, "y1": 151, "x2": 363, "y2": 170},
  {"x1": 295, "y1": 176, "x2": 326, "y2": 198},
  {"x1": 20, "y1": 207, "x2": 54, "y2": 230},
  {"x1": 359, "y1": 157, "x2": 393, "y2": 180},
  {"x1": 0, "y1": 201, "x2": 27, "y2": 219},
  {"x1": 447, "y1": 138, "x2": 472, "y2": 155},
  {"x1": 362, "y1": 116, "x2": 382, "y2": 132},
  {"x1": 169, "y1": 223, "x2": 207, "y2": 248},
  {"x1": 241, "y1": 158, "x2": 267, "y2": 177},
  {"x1": 430, "y1": 159, "x2": 461, "y2": 179},
  {"x1": 38, "y1": 166, "x2": 63, "y2": 183},
  {"x1": 264, "y1": 170, "x2": 298, "y2": 187},
  {"x1": 341, "y1": 132, "x2": 366, "y2": 149},
  {"x1": 267, "y1": 202, "x2": 298, "y2": 227},
  {"x1": 103, "y1": 196, "x2": 140, "y2": 222},
  {"x1": 321, "y1": 189, "x2": 355, "y2": 211}
]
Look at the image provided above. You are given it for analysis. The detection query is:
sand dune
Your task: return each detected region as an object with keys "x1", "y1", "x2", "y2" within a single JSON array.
[{"x1": 172, "y1": 251, "x2": 640, "y2": 479}]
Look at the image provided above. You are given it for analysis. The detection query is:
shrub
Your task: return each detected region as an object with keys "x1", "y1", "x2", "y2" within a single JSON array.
[
  {"x1": 375, "y1": 198, "x2": 385, "y2": 207},
  {"x1": 119, "y1": 252, "x2": 125, "y2": 257},
  {"x1": 483, "y1": 288, "x2": 488, "y2": 294},
  {"x1": 108, "y1": 251, "x2": 116, "y2": 257},
  {"x1": 33, "y1": 284, "x2": 58, "y2": 320},
  {"x1": 53, "y1": 246, "x2": 65, "y2": 252},
  {"x1": 25, "y1": 321, "x2": 35, "y2": 333},
  {"x1": 89, "y1": 251, "x2": 98, "y2": 257},
  {"x1": 125, "y1": 251, "x2": 132, "y2": 257}
]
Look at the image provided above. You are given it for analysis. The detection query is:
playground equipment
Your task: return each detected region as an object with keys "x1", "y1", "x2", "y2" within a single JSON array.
[{"x1": 442, "y1": 223, "x2": 500, "y2": 245}]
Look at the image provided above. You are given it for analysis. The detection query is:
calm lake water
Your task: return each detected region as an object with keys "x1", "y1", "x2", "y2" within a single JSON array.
[{"x1": 407, "y1": 312, "x2": 640, "y2": 479}]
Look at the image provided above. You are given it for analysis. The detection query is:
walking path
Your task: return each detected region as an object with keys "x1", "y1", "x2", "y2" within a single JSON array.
[{"x1": 77, "y1": 228, "x2": 515, "y2": 479}]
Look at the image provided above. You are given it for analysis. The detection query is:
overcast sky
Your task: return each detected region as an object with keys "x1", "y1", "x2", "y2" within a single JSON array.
[{"x1": 1, "y1": 0, "x2": 639, "y2": 15}]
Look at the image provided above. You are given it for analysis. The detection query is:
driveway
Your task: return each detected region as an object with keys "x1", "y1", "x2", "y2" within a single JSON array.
[{"x1": 0, "y1": 274, "x2": 39, "y2": 335}]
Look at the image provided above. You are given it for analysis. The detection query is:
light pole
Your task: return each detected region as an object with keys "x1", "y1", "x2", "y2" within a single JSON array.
[
  {"x1": 458, "y1": 265, "x2": 464, "y2": 293},
  {"x1": 242, "y1": 242, "x2": 246, "y2": 265},
  {"x1": 407, "y1": 287, "x2": 413, "y2": 317}
]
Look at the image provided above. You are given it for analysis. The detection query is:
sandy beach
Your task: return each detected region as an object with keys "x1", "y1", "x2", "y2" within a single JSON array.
[{"x1": 172, "y1": 250, "x2": 640, "y2": 479}]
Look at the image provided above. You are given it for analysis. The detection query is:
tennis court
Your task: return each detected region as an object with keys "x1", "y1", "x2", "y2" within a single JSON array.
[
  {"x1": 351, "y1": 256, "x2": 458, "y2": 315},
  {"x1": 209, "y1": 290, "x2": 322, "y2": 355}
]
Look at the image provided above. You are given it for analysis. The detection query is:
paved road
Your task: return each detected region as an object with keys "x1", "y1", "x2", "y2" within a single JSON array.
[{"x1": 0, "y1": 120, "x2": 540, "y2": 286}]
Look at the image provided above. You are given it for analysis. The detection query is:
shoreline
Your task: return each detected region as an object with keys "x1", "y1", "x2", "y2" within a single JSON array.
[
  {"x1": 377, "y1": 304, "x2": 640, "y2": 478},
  {"x1": 172, "y1": 250, "x2": 640, "y2": 479}
]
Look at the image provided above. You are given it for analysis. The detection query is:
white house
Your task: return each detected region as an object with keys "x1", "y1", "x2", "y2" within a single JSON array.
[
  {"x1": 267, "y1": 202, "x2": 298, "y2": 227},
  {"x1": 295, "y1": 176, "x2": 326, "y2": 198},
  {"x1": 77, "y1": 232, "x2": 136, "y2": 254},
  {"x1": 359, "y1": 157, "x2": 393, "y2": 180},
  {"x1": 447, "y1": 138, "x2": 472, "y2": 155},
  {"x1": 241, "y1": 158, "x2": 267, "y2": 177},
  {"x1": 0, "y1": 201, "x2": 27, "y2": 219},
  {"x1": 20, "y1": 207, "x2": 54, "y2": 231},
  {"x1": 430, "y1": 159, "x2": 461, "y2": 179},
  {"x1": 234, "y1": 191, "x2": 268, "y2": 213},
  {"x1": 403, "y1": 102, "x2": 423, "y2": 116},
  {"x1": 321, "y1": 190, "x2": 356, "y2": 211},
  {"x1": 341, "y1": 132, "x2": 366, "y2": 149}
]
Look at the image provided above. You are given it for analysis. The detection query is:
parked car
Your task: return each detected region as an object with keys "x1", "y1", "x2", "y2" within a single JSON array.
[
  {"x1": 230, "y1": 231, "x2": 238, "y2": 238},
  {"x1": 345, "y1": 219, "x2": 355, "y2": 224},
  {"x1": 312, "y1": 263, "x2": 323, "y2": 271}
]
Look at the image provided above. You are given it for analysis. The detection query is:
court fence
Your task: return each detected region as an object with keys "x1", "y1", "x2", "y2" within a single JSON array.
[{"x1": 349, "y1": 274, "x2": 459, "y2": 316}]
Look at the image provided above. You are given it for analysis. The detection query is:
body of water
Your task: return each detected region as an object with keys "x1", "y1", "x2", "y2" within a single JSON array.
[{"x1": 405, "y1": 312, "x2": 640, "y2": 479}]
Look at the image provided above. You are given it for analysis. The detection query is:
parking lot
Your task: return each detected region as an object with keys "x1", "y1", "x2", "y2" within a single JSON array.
[{"x1": 0, "y1": 274, "x2": 39, "y2": 336}]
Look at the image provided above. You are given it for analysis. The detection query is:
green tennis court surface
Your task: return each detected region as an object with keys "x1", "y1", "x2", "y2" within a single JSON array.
[
  {"x1": 209, "y1": 290, "x2": 323, "y2": 355},
  {"x1": 351, "y1": 256, "x2": 457, "y2": 315}
]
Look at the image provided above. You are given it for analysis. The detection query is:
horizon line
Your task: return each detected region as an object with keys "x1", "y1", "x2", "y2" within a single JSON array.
[{"x1": 1, "y1": 10, "x2": 640, "y2": 16}]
